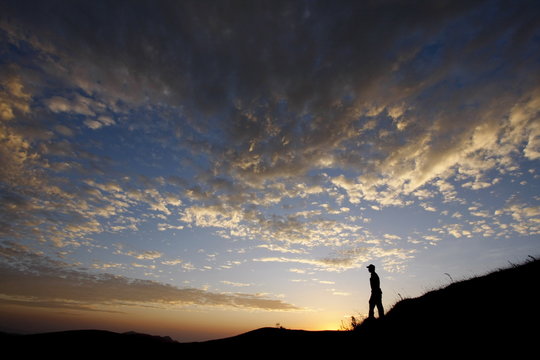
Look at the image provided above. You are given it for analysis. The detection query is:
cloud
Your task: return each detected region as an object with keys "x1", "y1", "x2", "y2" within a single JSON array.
[
  {"x1": 161, "y1": 259, "x2": 183, "y2": 266},
  {"x1": 0, "y1": 0, "x2": 539, "y2": 279},
  {"x1": 0, "y1": 75, "x2": 30, "y2": 121},
  {"x1": 0, "y1": 174, "x2": 185, "y2": 247},
  {"x1": 431, "y1": 224, "x2": 473, "y2": 239},
  {"x1": 420, "y1": 203, "x2": 437, "y2": 212},
  {"x1": 221, "y1": 280, "x2": 251, "y2": 288},
  {"x1": 83, "y1": 116, "x2": 116, "y2": 130},
  {"x1": 180, "y1": 200, "x2": 366, "y2": 249},
  {"x1": 257, "y1": 244, "x2": 306, "y2": 254},
  {"x1": 180, "y1": 204, "x2": 242, "y2": 229},
  {"x1": 83, "y1": 119, "x2": 103, "y2": 129},
  {"x1": 45, "y1": 94, "x2": 101, "y2": 117},
  {"x1": 157, "y1": 223, "x2": 184, "y2": 231},
  {"x1": 112, "y1": 243, "x2": 163, "y2": 261},
  {"x1": 254, "y1": 245, "x2": 415, "y2": 273},
  {"x1": 129, "y1": 251, "x2": 163, "y2": 261},
  {"x1": 0, "y1": 242, "x2": 299, "y2": 311}
]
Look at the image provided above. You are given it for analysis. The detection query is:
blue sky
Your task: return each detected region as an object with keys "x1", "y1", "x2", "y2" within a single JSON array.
[{"x1": 1, "y1": 0, "x2": 539, "y2": 341}]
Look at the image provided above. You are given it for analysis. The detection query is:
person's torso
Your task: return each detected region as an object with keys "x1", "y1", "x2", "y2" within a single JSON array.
[{"x1": 370, "y1": 272, "x2": 380, "y2": 290}]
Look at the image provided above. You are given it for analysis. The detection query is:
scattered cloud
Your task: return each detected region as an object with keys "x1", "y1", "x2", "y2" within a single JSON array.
[
  {"x1": 221, "y1": 281, "x2": 252, "y2": 288},
  {"x1": 161, "y1": 259, "x2": 183, "y2": 266},
  {"x1": 0, "y1": 1, "x2": 538, "y2": 321},
  {"x1": 257, "y1": 244, "x2": 306, "y2": 254},
  {"x1": 1, "y1": 1, "x2": 538, "y2": 245},
  {"x1": 0, "y1": 242, "x2": 299, "y2": 311},
  {"x1": 254, "y1": 245, "x2": 415, "y2": 273},
  {"x1": 112, "y1": 245, "x2": 163, "y2": 261},
  {"x1": 157, "y1": 223, "x2": 185, "y2": 231}
]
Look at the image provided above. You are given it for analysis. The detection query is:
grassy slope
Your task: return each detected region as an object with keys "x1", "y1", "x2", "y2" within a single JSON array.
[{"x1": 357, "y1": 257, "x2": 540, "y2": 353}]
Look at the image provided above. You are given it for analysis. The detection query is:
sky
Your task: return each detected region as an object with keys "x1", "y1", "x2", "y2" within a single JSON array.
[{"x1": 0, "y1": 0, "x2": 539, "y2": 342}]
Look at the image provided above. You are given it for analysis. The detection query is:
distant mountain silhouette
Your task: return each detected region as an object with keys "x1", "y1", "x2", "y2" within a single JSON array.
[
  {"x1": 0, "y1": 329, "x2": 179, "y2": 357},
  {"x1": 2, "y1": 258, "x2": 538, "y2": 357}
]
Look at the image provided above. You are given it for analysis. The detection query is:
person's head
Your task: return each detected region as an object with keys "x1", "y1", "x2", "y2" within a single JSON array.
[{"x1": 367, "y1": 264, "x2": 375, "y2": 273}]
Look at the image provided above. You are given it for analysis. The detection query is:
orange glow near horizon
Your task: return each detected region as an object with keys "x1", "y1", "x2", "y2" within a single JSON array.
[{"x1": 0, "y1": 298, "x2": 352, "y2": 341}]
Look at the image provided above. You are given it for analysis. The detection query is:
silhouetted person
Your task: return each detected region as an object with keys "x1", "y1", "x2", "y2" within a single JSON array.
[{"x1": 367, "y1": 264, "x2": 384, "y2": 318}]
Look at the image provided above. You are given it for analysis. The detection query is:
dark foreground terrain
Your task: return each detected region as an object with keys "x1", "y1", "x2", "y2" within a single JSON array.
[{"x1": 2, "y1": 258, "x2": 538, "y2": 357}]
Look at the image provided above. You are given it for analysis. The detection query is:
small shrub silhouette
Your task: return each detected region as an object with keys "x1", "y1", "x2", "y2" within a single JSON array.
[{"x1": 340, "y1": 315, "x2": 363, "y2": 331}]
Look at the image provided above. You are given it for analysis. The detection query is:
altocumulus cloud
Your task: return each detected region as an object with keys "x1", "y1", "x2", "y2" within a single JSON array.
[
  {"x1": 0, "y1": 0, "x2": 539, "y2": 276},
  {"x1": 0, "y1": 242, "x2": 299, "y2": 311}
]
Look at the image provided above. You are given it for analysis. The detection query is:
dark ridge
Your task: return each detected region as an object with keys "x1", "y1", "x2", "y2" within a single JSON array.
[
  {"x1": 355, "y1": 257, "x2": 539, "y2": 354},
  {"x1": 0, "y1": 329, "x2": 180, "y2": 356}
]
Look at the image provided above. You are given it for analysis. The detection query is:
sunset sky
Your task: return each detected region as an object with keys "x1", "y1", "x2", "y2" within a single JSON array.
[{"x1": 1, "y1": 0, "x2": 539, "y2": 342}]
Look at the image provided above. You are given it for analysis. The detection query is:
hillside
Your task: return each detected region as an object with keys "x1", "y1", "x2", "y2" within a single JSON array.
[
  {"x1": 2, "y1": 258, "x2": 538, "y2": 356},
  {"x1": 356, "y1": 257, "x2": 539, "y2": 355}
]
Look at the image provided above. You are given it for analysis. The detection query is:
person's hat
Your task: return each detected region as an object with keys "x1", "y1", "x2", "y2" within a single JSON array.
[{"x1": 366, "y1": 264, "x2": 375, "y2": 269}]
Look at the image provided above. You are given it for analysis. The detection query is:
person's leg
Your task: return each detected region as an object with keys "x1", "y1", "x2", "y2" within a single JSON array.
[
  {"x1": 377, "y1": 300, "x2": 384, "y2": 318},
  {"x1": 368, "y1": 296, "x2": 375, "y2": 318}
]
